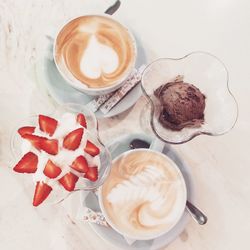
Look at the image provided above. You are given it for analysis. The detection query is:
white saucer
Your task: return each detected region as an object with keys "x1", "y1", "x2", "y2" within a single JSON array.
[
  {"x1": 34, "y1": 34, "x2": 147, "y2": 118},
  {"x1": 81, "y1": 133, "x2": 195, "y2": 250}
]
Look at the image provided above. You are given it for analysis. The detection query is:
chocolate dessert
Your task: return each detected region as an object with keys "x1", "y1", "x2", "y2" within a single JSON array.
[{"x1": 154, "y1": 80, "x2": 206, "y2": 131}]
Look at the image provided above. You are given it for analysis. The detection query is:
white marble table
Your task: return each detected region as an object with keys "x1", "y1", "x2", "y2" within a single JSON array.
[{"x1": 0, "y1": 0, "x2": 249, "y2": 249}]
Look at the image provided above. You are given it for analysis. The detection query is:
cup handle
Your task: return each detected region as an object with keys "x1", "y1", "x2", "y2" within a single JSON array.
[{"x1": 149, "y1": 138, "x2": 165, "y2": 153}]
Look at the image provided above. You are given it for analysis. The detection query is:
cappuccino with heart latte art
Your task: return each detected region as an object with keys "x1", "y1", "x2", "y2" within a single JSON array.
[{"x1": 54, "y1": 15, "x2": 136, "y2": 89}]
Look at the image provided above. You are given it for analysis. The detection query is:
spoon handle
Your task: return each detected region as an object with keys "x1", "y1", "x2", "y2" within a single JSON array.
[
  {"x1": 186, "y1": 200, "x2": 208, "y2": 225},
  {"x1": 105, "y1": 0, "x2": 121, "y2": 15}
]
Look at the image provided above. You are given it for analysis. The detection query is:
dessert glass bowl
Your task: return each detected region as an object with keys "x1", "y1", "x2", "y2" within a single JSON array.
[
  {"x1": 141, "y1": 51, "x2": 238, "y2": 144},
  {"x1": 10, "y1": 103, "x2": 111, "y2": 205}
]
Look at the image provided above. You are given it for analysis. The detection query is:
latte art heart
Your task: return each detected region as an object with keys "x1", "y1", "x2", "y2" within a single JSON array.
[
  {"x1": 80, "y1": 35, "x2": 119, "y2": 79},
  {"x1": 55, "y1": 16, "x2": 136, "y2": 89}
]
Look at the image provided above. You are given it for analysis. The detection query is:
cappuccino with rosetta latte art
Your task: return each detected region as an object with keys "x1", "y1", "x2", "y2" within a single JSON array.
[
  {"x1": 54, "y1": 15, "x2": 136, "y2": 89},
  {"x1": 100, "y1": 149, "x2": 187, "y2": 240}
]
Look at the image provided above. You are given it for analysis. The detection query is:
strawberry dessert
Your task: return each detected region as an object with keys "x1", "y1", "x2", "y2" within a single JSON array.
[{"x1": 13, "y1": 112, "x2": 100, "y2": 206}]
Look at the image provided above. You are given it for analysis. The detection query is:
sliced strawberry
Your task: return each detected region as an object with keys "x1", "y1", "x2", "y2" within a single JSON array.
[
  {"x1": 39, "y1": 115, "x2": 58, "y2": 136},
  {"x1": 85, "y1": 166, "x2": 98, "y2": 182},
  {"x1": 71, "y1": 155, "x2": 89, "y2": 173},
  {"x1": 22, "y1": 134, "x2": 46, "y2": 150},
  {"x1": 33, "y1": 181, "x2": 52, "y2": 207},
  {"x1": 43, "y1": 160, "x2": 61, "y2": 178},
  {"x1": 63, "y1": 128, "x2": 83, "y2": 150},
  {"x1": 58, "y1": 172, "x2": 79, "y2": 191},
  {"x1": 13, "y1": 152, "x2": 38, "y2": 173},
  {"x1": 18, "y1": 126, "x2": 35, "y2": 137},
  {"x1": 40, "y1": 139, "x2": 58, "y2": 155},
  {"x1": 84, "y1": 140, "x2": 100, "y2": 156},
  {"x1": 76, "y1": 113, "x2": 87, "y2": 128}
]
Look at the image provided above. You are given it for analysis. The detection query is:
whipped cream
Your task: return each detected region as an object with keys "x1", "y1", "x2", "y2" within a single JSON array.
[{"x1": 21, "y1": 113, "x2": 100, "y2": 188}]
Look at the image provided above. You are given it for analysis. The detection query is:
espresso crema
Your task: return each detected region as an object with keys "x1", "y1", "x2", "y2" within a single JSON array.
[
  {"x1": 101, "y1": 150, "x2": 186, "y2": 239},
  {"x1": 55, "y1": 15, "x2": 136, "y2": 88}
]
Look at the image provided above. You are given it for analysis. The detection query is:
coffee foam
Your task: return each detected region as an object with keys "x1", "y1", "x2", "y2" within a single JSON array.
[
  {"x1": 55, "y1": 16, "x2": 136, "y2": 89},
  {"x1": 101, "y1": 150, "x2": 186, "y2": 239},
  {"x1": 80, "y1": 35, "x2": 119, "y2": 79}
]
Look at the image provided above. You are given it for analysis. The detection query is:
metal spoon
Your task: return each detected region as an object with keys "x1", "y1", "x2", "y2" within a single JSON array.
[
  {"x1": 104, "y1": 0, "x2": 121, "y2": 15},
  {"x1": 186, "y1": 200, "x2": 207, "y2": 225},
  {"x1": 130, "y1": 139, "x2": 208, "y2": 225}
]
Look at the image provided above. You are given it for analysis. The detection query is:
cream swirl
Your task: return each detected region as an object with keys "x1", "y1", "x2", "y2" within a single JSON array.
[
  {"x1": 55, "y1": 15, "x2": 136, "y2": 88},
  {"x1": 101, "y1": 150, "x2": 186, "y2": 239}
]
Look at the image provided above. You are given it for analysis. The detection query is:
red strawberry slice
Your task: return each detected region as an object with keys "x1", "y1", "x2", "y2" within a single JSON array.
[
  {"x1": 18, "y1": 126, "x2": 35, "y2": 137},
  {"x1": 71, "y1": 155, "x2": 89, "y2": 173},
  {"x1": 85, "y1": 166, "x2": 98, "y2": 182},
  {"x1": 13, "y1": 152, "x2": 38, "y2": 173},
  {"x1": 43, "y1": 160, "x2": 61, "y2": 178},
  {"x1": 40, "y1": 139, "x2": 58, "y2": 155},
  {"x1": 76, "y1": 113, "x2": 87, "y2": 128},
  {"x1": 22, "y1": 134, "x2": 46, "y2": 150},
  {"x1": 84, "y1": 141, "x2": 100, "y2": 156},
  {"x1": 33, "y1": 181, "x2": 52, "y2": 207},
  {"x1": 39, "y1": 115, "x2": 58, "y2": 136},
  {"x1": 63, "y1": 128, "x2": 83, "y2": 150},
  {"x1": 58, "y1": 172, "x2": 79, "y2": 191}
]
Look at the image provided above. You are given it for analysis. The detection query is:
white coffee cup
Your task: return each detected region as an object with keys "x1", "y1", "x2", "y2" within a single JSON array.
[
  {"x1": 99, "y1": 148, "x2": 187, "y2": 240},
  {"x1": 53, "y1": 14, "x2": 137, "y2": 96}
]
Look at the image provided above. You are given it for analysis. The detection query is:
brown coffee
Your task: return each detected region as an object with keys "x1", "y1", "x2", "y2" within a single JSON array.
[
  {"x1": 55, "y1": 15, "x2": 136, "y2": 89},
  {"x1": 101, "y1": 150, "x2": 186, "y2": 239}
]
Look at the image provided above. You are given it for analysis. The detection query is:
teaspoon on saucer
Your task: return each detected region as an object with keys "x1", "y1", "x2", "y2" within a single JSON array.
[{"x1": 129, "y1": 138, "x2": 208, "y2": 225}]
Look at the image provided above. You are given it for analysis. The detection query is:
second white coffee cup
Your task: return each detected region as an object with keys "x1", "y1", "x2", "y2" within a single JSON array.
[{"x1": 99, "y1": 148, "x2": 187, "y2": 240}]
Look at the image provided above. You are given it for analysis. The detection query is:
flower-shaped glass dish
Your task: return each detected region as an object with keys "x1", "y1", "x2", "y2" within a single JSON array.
[
  {"x1": 10, "y1": 103, "x2": 111, "y2": 205},
  {"x1": 141, "y1": 51, "x2": 238, "y2": 144}
]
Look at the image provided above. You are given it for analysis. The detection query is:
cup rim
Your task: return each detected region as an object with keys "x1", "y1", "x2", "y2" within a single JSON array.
[
  {"x1": 98, "y1": 148, "x2": 187, "y2": 241},
  {"x1": 53, "y1": 14, "x2": 137, "y2": 93}
]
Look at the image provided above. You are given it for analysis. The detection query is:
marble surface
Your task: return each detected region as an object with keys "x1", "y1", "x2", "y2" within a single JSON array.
[{"x1": 0, "y1": 0, "x2": 249, "y2": 249}]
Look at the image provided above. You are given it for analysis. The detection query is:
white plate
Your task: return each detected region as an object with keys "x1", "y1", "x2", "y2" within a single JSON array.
[
  {"x1": 34, "y1": 34, "x2": 147, "y2": 118},
  {"x1": 81, "y1": 133, "x2": 195, "y2": 250}
]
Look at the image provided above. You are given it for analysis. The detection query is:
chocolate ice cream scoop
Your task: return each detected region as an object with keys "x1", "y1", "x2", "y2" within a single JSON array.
[{"x1": 154, "y1": 81, "x2": 206, "y2": 131}]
